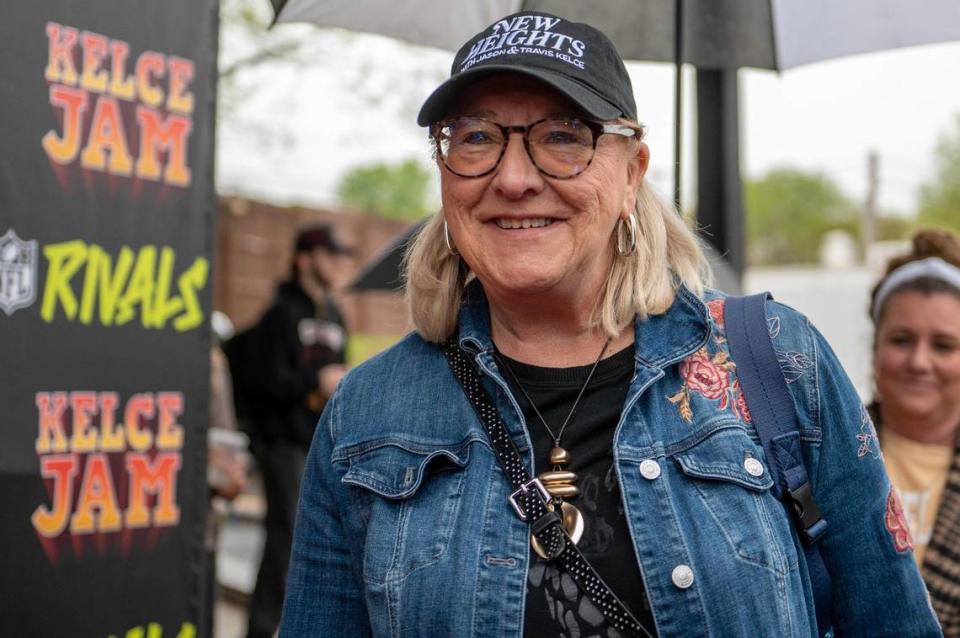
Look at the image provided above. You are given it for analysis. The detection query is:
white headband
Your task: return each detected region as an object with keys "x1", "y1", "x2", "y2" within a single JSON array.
[{"x1": 872, "y1": 256, "x2": 960, "y2": 321}]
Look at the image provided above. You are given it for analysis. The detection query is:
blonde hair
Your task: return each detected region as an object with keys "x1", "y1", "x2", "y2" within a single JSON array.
[{"x1": 403, "y1": 179, "x2": 711, "y2": 343}]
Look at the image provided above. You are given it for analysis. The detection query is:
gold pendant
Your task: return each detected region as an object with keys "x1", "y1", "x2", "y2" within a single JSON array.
[
  {"x1": 530, "y1": 501, "x2": 585, "y2": 559},
  {"x1": 540, "y1": 470, "x2": 580, "y2": 498},
  {"x1": 530, "y1": 448, "x2": 585, "y2": 560},
  {"x1": 548, "y1": 445, "x2": 571, "y2": 466}
]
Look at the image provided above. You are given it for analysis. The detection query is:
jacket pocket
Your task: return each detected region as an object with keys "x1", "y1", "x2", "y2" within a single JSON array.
[
  {"x1": 341, "y1": 441, "x2": 470, "y2": 584},
  {"x1": 673, "y1": 425, "x2": 798, "y2": 575}
]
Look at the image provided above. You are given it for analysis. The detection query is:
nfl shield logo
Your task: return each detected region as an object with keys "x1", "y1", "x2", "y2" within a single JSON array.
[{"x1": 0, "y1": 229, "x2": 38, "y2": 316}]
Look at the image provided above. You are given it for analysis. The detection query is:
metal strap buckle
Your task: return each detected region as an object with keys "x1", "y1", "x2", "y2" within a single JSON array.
[{"x1": 507, "y1": 478, "x2": 552, "y2": 521}]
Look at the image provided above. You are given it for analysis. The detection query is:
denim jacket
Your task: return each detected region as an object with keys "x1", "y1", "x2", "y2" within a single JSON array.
[{"x1": 281, "y1": 285, "x2": 940, "y2": 637}]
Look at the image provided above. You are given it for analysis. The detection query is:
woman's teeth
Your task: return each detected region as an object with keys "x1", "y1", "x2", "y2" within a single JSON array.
[{"x1": 495, "y1": 218, "x2": 553, "y2": 229}]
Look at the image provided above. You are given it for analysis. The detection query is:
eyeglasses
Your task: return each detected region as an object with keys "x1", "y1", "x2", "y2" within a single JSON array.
[{"x1": 431, "y1": 117, "x2": 643, "y2": 179}]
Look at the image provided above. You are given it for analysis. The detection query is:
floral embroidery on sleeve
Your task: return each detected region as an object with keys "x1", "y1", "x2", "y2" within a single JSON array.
[
  {"x1": 767, "y1": 315, "x2": 781, "y2": 339},
  {"x1": 776, "y1": 350, "x2": 814, "y2": 384},
  {"x1": 886, "y1": 486, "x2": 914, "y2": 553},
  {"x1": 856, "y1": 405, "x2": 882, "y2": 460}
]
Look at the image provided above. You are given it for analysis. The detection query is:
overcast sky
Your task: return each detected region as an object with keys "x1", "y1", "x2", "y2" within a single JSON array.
[{"x1": 216, "y1": 28, "x2": 960, "y2": 217}]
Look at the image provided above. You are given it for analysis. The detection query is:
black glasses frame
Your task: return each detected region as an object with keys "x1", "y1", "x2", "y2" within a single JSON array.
[{"x1": 431, "y1": 117, "x2": 641, "y2": 180}]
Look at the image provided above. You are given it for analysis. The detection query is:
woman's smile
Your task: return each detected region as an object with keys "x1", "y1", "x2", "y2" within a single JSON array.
[{"x1": 492, "y1": 217, "x2": 556, "y2": 230}]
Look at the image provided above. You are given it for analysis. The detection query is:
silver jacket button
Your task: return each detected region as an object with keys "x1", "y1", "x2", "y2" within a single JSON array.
[
  {"x1": 639, "y1": 459, "x2": 661, "y2": 480},
  {"x1": 672, "y1": 564, "x2": 695, "y2": 589},
  {"x1": 744, "y1": 457, "x2": 765, "y2": 477}
]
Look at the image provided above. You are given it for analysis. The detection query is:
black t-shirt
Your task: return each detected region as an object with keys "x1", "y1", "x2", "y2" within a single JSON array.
[
  {"x1": 496, "y1": 344, "x2": 658, "y2": 638},
  {"x1": 241, "y1": 281, "x2": 347, "y2": 445}
]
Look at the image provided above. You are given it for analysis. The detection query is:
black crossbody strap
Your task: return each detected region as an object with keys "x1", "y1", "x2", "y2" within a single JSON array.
[{"x1": 442, "y1": 342, "x2": 653, "y2": 638}]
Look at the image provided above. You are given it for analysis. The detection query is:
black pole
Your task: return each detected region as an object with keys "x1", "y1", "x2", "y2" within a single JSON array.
[
  {"x1": 269, "y1": 0, "x2": 288, "y2": 25},
  {"x1": 697, "y1": 69, "x2": 745, "y2": 280},
  {"x1": 673, "y1": 0, "x2": 684, "y2": 210}
]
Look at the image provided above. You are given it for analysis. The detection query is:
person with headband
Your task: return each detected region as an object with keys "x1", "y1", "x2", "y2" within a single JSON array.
[
  {"x1": 870, "y1": 228, "x2": 960, "y2": 633},
  {"x1": 279, "y1": 12, "x2": 937, "y2": 637}
]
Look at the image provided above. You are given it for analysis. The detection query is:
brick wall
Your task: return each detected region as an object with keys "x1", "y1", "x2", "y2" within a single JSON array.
[{"x1": 214, "y1": 197, "x2": 415, "y2": 339}]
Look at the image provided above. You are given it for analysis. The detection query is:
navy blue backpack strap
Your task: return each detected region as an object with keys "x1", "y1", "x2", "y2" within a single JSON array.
[{"x1": 724, "y1": 293, "x2": 834, "y2": 637}]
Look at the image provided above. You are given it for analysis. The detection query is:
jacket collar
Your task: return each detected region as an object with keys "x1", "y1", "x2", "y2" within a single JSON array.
[
  {"x1": 456, "y1": 280, "x2": 709, "y2": 369},
  {"x1": 456, "y1": 280, "x2": 494, "y2": 354},
  {"x1": 634, "y1": 284, "x2": 710, "y2": 368}
]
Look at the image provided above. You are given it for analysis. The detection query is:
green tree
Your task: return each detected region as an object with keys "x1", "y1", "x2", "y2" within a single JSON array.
[
  {"x1": 918, "y1": 114, "x2": 960, "y2": 232},
  {"x1": 744, "y1": 168, "x2": 857, "y2": 265},
  {"x1": 336, "y1": 159, "x2": 434, "y2": 220},
  {"x1": 875, "y1": 215, "x2": 917, "y2": 242}
]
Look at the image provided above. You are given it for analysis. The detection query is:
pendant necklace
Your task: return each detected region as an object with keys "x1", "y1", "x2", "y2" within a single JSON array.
[{"x1": 495, "y1": 338, "x2": 611, "y2": 559}]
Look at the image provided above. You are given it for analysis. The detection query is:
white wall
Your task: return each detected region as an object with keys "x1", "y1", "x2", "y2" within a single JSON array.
[{"x1": 744, "y1": 266, "x2": 876, "y2": 399}]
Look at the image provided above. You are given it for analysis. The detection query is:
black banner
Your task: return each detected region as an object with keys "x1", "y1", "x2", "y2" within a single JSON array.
[{"x1": 0, "y1": 2, "x2": 218, "y2": 636}]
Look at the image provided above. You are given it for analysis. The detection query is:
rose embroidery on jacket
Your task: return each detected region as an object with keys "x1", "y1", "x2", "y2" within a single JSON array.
[
  {"x1": 668, "y1": 347, "x2": 752, "y2": 423},
  {"x1": 885, "y1": 486, "x2": 914, "y2": 553},
  {"x1": 668, "y1": 297, "x2": 752, "y2": 423},
  {"x1": 733, "y1": 379, "x2": 752, "y2": 423},
  {"x1": 706, "y1": 298, "x2": 726, "y2": 332},
  {"x1": 681, "y1": 349, "x2": 730, "y2": 399}
]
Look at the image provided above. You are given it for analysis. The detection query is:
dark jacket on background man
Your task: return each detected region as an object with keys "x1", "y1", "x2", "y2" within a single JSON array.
[
  {"x1": 242, "y1": 278, "x2": 347, "y2": 638},
  {"x1": 245, "y1": 280, "x2": 347, "y2": 445}
]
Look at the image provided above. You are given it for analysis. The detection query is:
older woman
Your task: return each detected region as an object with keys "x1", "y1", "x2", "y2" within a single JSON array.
[
  {"x1": 870, "y1": 229, "x2": 960, "y2": 634},
  {"x1": 280, "y1": 12, "x2": 937, "y2": 637}
]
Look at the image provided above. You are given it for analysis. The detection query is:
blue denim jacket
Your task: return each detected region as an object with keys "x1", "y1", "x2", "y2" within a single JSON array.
[{"x1": 281, "y1": 285, "x2": 940, "y2": 637}]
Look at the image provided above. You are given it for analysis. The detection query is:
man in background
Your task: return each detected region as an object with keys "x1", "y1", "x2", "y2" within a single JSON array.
[{"x1": 243, "y1": 225, "x2": 350, "y2": 638}]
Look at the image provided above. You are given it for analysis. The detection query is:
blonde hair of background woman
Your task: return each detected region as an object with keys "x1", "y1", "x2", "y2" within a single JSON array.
[{"x1": 403, "y1": 177, "x2": 711, "y2": 343}]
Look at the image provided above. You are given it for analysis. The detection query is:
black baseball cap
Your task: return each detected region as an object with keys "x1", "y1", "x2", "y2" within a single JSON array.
[
  {"x1": 294, "y1": 224, "x2": 353, "y2": 255},
  {"x1": 417, "y1": 11, "x2": 637, "y2": 126}
]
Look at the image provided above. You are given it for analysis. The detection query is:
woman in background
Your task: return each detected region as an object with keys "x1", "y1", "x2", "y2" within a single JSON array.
[{"x1": 871, "y1": 228, "x2": 960, "y2": 633}]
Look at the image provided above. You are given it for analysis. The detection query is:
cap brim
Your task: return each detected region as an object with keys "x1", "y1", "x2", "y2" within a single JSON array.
[{"x1": 417, "y1": 65, "x2": 623, "y2": 126}]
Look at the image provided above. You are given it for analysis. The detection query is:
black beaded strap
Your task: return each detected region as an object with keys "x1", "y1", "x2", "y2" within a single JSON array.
[{"x1": 442, "y1": 342, "x2": 653, "y2": 638}]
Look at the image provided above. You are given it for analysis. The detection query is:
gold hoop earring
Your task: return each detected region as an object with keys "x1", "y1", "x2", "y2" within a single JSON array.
[
  {"x1": 616, "y1": 215, "x2": 637, "y2": 257},
  {"x1": 443, "y1": 220, "x2": 459, "y2": 256}
]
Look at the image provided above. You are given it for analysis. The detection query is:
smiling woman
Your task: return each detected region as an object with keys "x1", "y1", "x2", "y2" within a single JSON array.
[
  {"x1": 869, "y1": 228, "x2": 960, "y2": 631},
  {"x1": 279, "y1": 11, "x2": 939, "y2": 638},
  {"x1": 407, "y1": 72, "x2": 702, "y2": 351},
  {"x1": 432, "y1": 74, "x2": 649, "y2": 349}
]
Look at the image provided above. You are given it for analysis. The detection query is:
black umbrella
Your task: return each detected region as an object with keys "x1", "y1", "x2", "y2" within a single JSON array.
[
  {"x1": 350, "y1": 220, "x2": 426, "y2": 291},
  {"x1": 273, "y1": 0, "x2": 960, "y2": 69},
  {"x1": 275, "y1": 0, "x2": 960, "y2": 279},
  {"x1": 272, "y1": 0, "x2": 960, "y2": 201}
]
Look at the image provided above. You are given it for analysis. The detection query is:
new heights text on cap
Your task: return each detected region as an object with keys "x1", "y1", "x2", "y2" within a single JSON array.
[{"x1": 417, "y1": 12, "x2": 637, "y2": 126}]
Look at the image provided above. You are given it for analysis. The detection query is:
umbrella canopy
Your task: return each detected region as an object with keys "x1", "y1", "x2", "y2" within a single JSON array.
[
  {"x1": 272, "y1": 0, "x2": 960, "y2": 283},
  {"x1": 273, "y1": 0, "x2": 960, "y2": 71}
]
